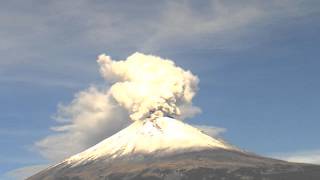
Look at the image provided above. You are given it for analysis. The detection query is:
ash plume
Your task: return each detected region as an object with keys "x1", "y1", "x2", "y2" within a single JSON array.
[{"x1": 98, "y1": 52, "x2": 199, "y2": 121}]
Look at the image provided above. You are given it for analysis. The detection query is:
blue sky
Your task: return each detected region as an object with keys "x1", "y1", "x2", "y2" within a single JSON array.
[{"x1": 1, "y1": 0, "x2": 320, "y2": 179}]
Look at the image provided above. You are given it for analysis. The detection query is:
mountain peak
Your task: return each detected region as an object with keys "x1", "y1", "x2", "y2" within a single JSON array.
[{"x1": 65, "y1": 117, "x2": 232, "y2": 165}]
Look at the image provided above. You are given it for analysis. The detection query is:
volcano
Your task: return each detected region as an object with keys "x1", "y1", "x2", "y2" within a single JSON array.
[{"x1": 28, "y1": 117, "x2": 320, "y2": 180}]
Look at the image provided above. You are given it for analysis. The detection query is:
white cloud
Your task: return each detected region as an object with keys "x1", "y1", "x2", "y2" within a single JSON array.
[
  {"x1": 1, "y1": 0, "x2": 318, "y2": 87},
  {"x1": 194, "y1": 125, "x2": 226, "y2": 137},
  {"x1": 35, "y1": 86, "x2": 130, "y2": 161},
  {"x1": 2, "y1": 0, "x2": 316, "y2": 63},
  {"x1": 140, "y1": 0, "x2": 263, "y2": 52},
  {"x1": 0, "y1": 76, "x2": 84, "y2": 89},
  {"x1": 97, "y1": 53, "x2": 200, "y2": 121},
  {"x1": 270, "y1": 149, "x2": 320, "y2": 165},
  {"x1": 5, "y1": 165, "x2": 49, "y2": 180}
]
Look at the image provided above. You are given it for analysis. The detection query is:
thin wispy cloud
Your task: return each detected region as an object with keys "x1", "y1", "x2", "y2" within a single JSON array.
[
  {"x1": 271, "y1": 149, "x2": 320, "y2": 165},
  {"x1": 0, "y1": 76, "x2": 85, "y2": 89},
  {"x1": 2, "y1": 0, "x2": 316, "y2": 63},
  {"x1": 193, "y1": 125, "x2": 226, "y2": 137},
  {"x1": 1, "y1": 0, "x2": 317, "y2": 87},
  {"x1": 0, "y1": 0, "x2": 316, "y2": 91},
  {"x1": 5, "y1": 164, "x2": 49, "y2": 180}
]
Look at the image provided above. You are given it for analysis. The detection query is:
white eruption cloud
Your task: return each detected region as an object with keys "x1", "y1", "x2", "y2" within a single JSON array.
[
  {"x1": 36, "y1": 52, "x2": 201, "y2": 161},
  {"x1": 36, "y1": 87, "x2": 129, "y2": 161},
  {"x1": 98, "y1": 52, "x2": 199, "y2": 121}
]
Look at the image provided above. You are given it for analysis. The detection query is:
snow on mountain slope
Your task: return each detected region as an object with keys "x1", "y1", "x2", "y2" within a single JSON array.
[{"x1": 65, "y1": 117, "x2": 233, "y2": 165}]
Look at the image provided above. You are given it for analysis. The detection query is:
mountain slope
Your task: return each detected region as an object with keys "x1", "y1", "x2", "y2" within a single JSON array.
[
  {"x1": 28, "y1": 149, "x2": 320, "y2": 180},
  {"x1": 28, "y1": 118, "x2": 320, "y2": 180},
  {"x1": 64, "y1": 117, "x2": 233, "y2": 165}
]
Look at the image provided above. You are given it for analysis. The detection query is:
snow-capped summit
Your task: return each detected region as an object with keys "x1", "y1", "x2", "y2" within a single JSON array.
[{"x1": 66, "y1": 117, "x2": 232, "y2": 165}]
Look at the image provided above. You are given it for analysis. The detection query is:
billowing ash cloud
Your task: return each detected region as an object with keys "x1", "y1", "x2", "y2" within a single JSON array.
[
  {"x1": 36, "y1": 52, "x2": 201, "y2": 161},
  {"x1": 98, "y1": 52, "x2": 200, "y2": 121}
]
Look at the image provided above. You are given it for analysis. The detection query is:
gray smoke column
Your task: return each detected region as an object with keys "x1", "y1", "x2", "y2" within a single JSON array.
[{"x1": 98, "y1": 52, "x2": 199, "y2": 121}]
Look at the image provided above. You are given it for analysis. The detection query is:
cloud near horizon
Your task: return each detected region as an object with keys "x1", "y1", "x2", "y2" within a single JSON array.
[
  {"x1": 271, "y1": 149, "x2": 320, "y2": 165},
  {"x1": 5, "y1": 164, "x2": 49, "y2": 180}
]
